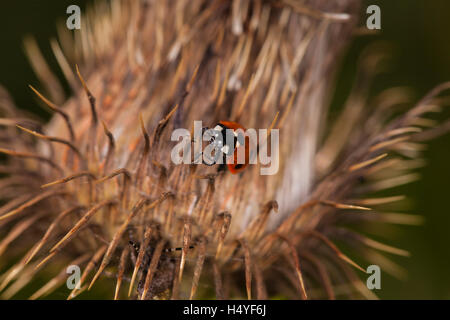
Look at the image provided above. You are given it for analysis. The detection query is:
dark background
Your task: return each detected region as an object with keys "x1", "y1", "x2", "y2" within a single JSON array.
[{"x1": 0, "y1": 0, "x2": 449, "y2": 299}]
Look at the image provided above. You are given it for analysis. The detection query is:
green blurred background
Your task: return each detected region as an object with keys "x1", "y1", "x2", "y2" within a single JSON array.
[{"x1": 0, "y1": 0, "x2": 449, "y2": 299}]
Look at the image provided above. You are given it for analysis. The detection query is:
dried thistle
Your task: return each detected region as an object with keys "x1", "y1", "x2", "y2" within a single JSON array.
[{"x1": 0, "y1": 0, "x2": 449, "y2": 300}]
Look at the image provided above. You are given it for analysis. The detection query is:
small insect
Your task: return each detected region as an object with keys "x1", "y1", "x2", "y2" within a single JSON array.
[
  {"x1": 204, "y1": 121, "x2": 250, "y2": 174},
  {"x1": 128, "y1": 235, "x2": 194, "y2": 300}
]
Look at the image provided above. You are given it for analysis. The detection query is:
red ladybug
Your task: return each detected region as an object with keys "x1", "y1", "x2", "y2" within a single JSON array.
[{"x1": 205, "y1": 121, "x2": 250, "y2": 174}]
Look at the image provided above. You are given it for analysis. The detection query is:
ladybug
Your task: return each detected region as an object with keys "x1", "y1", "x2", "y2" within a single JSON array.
[{"x1": 204, "y1": 121, "x2": 250, "y2": 174}]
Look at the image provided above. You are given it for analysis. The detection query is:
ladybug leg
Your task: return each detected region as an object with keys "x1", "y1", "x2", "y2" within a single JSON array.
[{"x1": 216, "y1": 152, "x2": 227, "y2": 172}]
